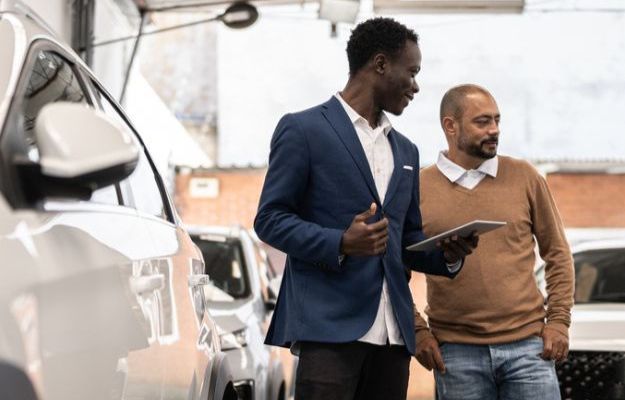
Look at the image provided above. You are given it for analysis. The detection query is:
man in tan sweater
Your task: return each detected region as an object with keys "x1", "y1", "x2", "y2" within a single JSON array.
[{"x1": 415, "y1": 84, "x2": 574, "y2": 400}]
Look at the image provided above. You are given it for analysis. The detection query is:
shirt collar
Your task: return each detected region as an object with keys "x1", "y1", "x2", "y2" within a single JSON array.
[
  {"x1": 335, "y1": 93, "x2": 392, "y2": 136},
  {"x1": 436, "y1": 151, "x2": 499, "y2": 183},
  {"x1": 478, "y1": 156, "x2": 499, "y2": 177}
]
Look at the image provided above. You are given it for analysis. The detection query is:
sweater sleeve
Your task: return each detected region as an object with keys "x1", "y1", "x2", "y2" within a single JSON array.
[
  {"x1": 529, "y1": 168, "x2": 575, "y2": 335},
  {"x1": 414, "y1": 302, "x2": 436, "y2": 345}
]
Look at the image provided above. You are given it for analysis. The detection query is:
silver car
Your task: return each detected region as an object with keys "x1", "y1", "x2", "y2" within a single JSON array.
[
  {"x1": 535, "y1": 232, "x2": 625, "y2": 400},
  {"x1": 188, "y1": 226, "x2": 287, "y2": 400},
  {"x1": 0, "y1": 2, "x2": 237, "y2": 399}
]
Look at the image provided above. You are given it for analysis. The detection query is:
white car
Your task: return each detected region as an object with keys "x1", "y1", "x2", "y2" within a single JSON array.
[
  {"x1": 188, "y1": 226, "x2": 287, "y2": 400},
  {"x1": 0, "y1": 2, "x2": 236, "y2": 399},
  {"x1": 535, "y1": 232, "x2": 625, "y2": 400}
]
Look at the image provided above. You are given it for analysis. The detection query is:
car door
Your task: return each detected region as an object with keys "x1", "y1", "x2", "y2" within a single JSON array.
[
  {"x1": 0, "y1": 42, "x2": 161, "y2": 399},
  {"x1": 85, "y1": 79, "x2": 219, "y2": 400}
]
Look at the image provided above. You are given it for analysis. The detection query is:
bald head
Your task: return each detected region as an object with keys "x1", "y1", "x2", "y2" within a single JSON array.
[
  {"x1": 439, "y1": 84, "x2": 500, "y2": 168},
  {"x1": 440, "y1": 84, "x2": 494, "y2": 126}
]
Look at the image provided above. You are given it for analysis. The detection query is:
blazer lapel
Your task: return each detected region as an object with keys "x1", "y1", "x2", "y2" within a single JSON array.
[
  {"x1": 321, "y1": 97, "x2": 380, "y2": 204},
  {"x1": 383, "y1": 129, "x2": 404, "y2": 208}
]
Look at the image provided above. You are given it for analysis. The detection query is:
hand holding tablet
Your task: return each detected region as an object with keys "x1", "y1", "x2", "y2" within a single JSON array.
[{"x1": 406, "y1": 220, "x2": 507, "y2": 252}]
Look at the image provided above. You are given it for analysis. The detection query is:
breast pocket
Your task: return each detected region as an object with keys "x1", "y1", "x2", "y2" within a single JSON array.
[{"x1": 387, "y1": 168, "x2": 415, "y2": 212}]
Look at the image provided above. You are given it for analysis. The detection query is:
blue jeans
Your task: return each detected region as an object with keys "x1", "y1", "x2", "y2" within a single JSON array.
[{"x1": 434, "y1": 336, "x2": 560, "y2": 400}]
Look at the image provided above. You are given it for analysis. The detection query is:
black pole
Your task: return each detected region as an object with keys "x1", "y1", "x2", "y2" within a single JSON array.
[
  {"x1": 71, "y1": 0, "x2": 95, "y2": 65},
  {"x1": 119, "y1": 11, "x2": 147, "y2": 105},
  {"x1": 84, "y1": 0, "x2": 95, "y2": 66}
]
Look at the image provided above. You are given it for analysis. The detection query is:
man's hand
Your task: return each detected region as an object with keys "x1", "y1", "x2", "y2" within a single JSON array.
[
  {"x1": 541, "y1": 327, "x2": 569, "y2": 363},
  {"x1": 341, "y1": 203, "x2": 388, "y2": 257},
  {"x1": 438, "y1": 233, "x2": 479, "y2": 264},
  {"x1": 416, "y1": 336, "x2": 446, "y2": 373}
]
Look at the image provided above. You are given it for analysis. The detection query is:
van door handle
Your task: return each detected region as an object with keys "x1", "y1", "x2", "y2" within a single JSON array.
[
  {"x1": 130, "y1": 274, "x2": 164, "y2": 294},
  {"x1": 188, "y1": 274, "x2": 211, "y2": 287}
]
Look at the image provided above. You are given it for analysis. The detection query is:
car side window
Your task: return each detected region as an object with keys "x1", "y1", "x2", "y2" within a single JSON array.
[
  {"x1": 0, "y1": 49, "x2": 118, "y2": 206},
  {"x1": 89, "y1": 82, "x2": 169, "y2": 220},
  {"x1": 23, "y1": 52, "x2": 86, "y2": 162}
]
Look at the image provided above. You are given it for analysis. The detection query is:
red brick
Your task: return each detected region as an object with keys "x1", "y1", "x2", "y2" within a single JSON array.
[{"x1": 546, "y1": 173, "x2": 625, "y2": 227}]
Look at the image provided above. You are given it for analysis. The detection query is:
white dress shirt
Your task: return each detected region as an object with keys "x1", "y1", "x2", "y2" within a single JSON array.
[
  {"x1": 436, "y1": 151, "x2": 498, "y2": 189},
  {"x1": 335, "y1": 94, "x2": 405, "y2": 346}
]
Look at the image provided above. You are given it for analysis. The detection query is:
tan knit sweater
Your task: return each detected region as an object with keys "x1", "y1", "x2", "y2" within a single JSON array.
[{"x1": 415, "y1": 156, "x2": 574, "y2": 345}]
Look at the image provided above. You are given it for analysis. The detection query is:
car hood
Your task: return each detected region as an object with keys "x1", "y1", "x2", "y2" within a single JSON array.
[
  {"x1": 212, "y1": 314, "x2": 247, "y2": 336},
  {"x1": 207, "y1": 298, "x2": 255, "y2": 334},
  {"x1": 570, "y1": 303, "x2": 625, "y2": 351}
]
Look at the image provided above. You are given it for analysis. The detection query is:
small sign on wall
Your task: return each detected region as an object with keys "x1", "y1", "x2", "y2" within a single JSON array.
[{"x1": 189, "y1": 177, "x2": 220, "y2": 198}]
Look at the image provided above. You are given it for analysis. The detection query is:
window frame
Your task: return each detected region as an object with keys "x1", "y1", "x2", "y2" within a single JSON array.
[
  {"x1": 0, "y1": 39, "x2": 121, "y2": 209},
  {"x1": 83, "y1": 73, "x2": 175, "y2": 223}
]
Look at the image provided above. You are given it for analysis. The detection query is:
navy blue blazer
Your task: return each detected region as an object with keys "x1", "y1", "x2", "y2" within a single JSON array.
[{"x1": 254, "y1": 97, "x2": 457, "y2": 355}]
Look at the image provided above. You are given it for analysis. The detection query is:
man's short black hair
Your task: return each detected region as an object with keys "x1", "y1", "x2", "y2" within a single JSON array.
[{"x1": 346, "y1": 17, "x2": 419, "y2": 75}]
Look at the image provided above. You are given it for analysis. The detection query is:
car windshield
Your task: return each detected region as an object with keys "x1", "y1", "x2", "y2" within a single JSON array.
[
  {"x1": 574, "y1": 248, "x2": 625, "y2": 304},
  {"x1": 192, "y1": 235, "x2": 251, "y2": 301}
]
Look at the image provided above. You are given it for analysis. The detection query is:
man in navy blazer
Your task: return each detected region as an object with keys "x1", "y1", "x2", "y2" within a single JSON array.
[{"x1": 254, "y1": 18, "x2": 477, "y2": 400}]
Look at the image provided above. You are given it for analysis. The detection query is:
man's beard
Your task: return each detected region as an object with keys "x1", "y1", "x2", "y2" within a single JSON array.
[{"x1": 458, "y1": 134, "x2": 498, "y2": 160}]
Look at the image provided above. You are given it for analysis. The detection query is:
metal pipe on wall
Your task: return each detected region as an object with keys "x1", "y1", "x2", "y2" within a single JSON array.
[{"x1": 71, "y1": 0, "x2": 95, "y2": 66}]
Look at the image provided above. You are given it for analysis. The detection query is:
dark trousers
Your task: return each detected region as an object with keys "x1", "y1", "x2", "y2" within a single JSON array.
[{"x1": 295, "y1": 341, "x2": 411, "y2": 400}]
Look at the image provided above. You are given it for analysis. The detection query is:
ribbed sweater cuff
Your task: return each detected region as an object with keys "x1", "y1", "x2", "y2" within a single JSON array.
[
  {"x1": 544, "y1": 322, "x2": 569, "y2": 338},
  {"x1": 415, "y1": 328, "x2": 436, "y2": 345}
]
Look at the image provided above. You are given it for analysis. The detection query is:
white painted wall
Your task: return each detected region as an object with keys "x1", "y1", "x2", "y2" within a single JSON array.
[
  {"x1": 217, "y1": 1, "x2": 625, "y2": 167},
  {"x1": 90, "y1": 0, "x2": 138, "y2": 101},
  {"x1": 23, "y1": 0, "x2": 72, "y2": 42}
]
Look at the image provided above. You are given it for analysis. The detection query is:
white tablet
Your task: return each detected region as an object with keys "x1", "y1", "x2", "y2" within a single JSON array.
[{"x1": 406, "y1": 220, "x2": 507, "y2": 252}]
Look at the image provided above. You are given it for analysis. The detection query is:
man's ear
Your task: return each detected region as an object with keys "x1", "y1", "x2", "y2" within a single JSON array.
[
  {"x1": 373, "y1": 53, "x2": 387, "y2": 74},
  {"x1": 442, "y1": 116, "x2": 458, "y2": 138}
]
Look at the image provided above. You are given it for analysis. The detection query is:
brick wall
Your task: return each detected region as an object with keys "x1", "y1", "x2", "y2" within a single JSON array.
[
  {"x1": 546, "y1": 173, "x2": 625, "y2": 227},
  {"x1": 175, "y1": 169, "x2": 625, "y2": 230},
  {"x1": 175, "y1": 168, "x2": 265, "y2": 227}
]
